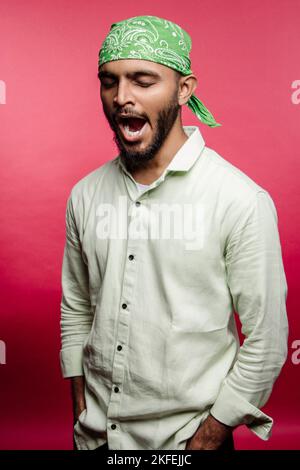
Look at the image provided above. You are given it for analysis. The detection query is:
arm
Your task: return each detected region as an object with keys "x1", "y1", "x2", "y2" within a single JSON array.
[
  {"x1": 185, "y1": 413, "x2": 234, "y2": 450},
  {"x1": 71, "y1": 375, "x2": 86, "y2": 425},
  {"x1": 209, "y1": 190, "x2": 289, "y2": 440},
  {"x1": 60, "y1": 192, "x2": 94, "y2": 378},
  {"x1": 71, "y1": 376, "x2": 86, "y2": 450},
  {"x1": 187, "y1": 191, "x2": 288, "y2": 449},
  {"x1": 60, "y1": 191, "x2": 94, "y2": 448}
]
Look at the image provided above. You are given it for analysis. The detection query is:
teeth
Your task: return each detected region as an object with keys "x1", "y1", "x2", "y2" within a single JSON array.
[{"x1": 124, "y1": 125, "x2": 143, "y2": 136}]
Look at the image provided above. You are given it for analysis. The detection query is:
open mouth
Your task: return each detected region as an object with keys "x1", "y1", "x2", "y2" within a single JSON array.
[{"x1": 118, "y1": 116, "x2": 148, "y2": 142}]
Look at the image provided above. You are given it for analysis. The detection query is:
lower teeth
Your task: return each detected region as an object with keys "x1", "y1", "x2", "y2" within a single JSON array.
[{"x1": 124, "y1": 125, "x2": 144, "y2": 136}]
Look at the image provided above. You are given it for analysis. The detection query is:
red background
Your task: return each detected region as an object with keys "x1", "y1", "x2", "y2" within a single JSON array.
[{"x1": 0, "y1": 0, "x2": 299, "y2": 449}]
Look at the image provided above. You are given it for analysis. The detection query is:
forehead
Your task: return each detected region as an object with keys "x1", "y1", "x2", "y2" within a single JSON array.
[{"x1": 99, "y1": 59, "x2": 175, "y2": 79}]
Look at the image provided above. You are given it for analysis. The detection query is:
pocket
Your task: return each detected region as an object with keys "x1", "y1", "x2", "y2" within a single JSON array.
[{"x1": 166, "y1": 241, "x2": 229, "y2": 333}]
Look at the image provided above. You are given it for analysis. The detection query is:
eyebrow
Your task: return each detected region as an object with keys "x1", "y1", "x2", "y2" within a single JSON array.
[{"x1": 98, "y1": 69, "x2": 161, "y2": 80}]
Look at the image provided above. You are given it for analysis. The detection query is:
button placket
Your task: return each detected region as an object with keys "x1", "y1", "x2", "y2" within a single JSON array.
[{"x1": 106, "y1": 200, "x2": 145, "y2": 447}]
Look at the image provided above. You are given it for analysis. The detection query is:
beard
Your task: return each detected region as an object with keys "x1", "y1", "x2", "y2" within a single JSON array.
[{"x1": 103, "y1": 92, "x2": 180, "y2": 173}]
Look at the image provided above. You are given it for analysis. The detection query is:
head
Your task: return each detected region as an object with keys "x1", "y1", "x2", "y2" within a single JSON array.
[
  {"x1": 98, "y1": 15, "x2": 220, "y2": 172},
  {"x1": 98, "y1": 59, "x2": 197, "y2": 172}
]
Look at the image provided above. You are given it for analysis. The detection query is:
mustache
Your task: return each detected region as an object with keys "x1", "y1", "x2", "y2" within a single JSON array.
[{"x1": 113, "y1": 110, "x2": 148, "y2": 123}]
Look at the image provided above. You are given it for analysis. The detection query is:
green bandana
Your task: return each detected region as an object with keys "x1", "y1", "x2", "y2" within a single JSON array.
[{"x1": 98, "y1": 15, "x2": 221, "y2": 128}]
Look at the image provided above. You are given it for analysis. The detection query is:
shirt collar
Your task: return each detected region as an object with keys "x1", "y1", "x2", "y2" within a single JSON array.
[
  {"x1": 166, "y1": 126, "x2": 205, "y2": 172},
  {"x1": 114, "y1": 125, "x2": 205, "y2": 175}
]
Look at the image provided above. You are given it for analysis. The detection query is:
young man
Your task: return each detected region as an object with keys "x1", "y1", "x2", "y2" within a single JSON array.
[{"x1": 60, "y1": 15, "x2": 288, "y2": 451}]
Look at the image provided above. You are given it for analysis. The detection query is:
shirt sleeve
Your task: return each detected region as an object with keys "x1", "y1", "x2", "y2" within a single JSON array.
[
  {"x1": 59, "y1": 192, "x2": 94, "y2": 378},
  {"x1": 210, "y1": 190, "x2": 289, "y2": 440}
]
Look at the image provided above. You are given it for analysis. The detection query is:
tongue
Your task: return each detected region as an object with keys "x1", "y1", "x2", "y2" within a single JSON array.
[{"x1": 128, "y1": 118, "x2": 146, "y2": 132}]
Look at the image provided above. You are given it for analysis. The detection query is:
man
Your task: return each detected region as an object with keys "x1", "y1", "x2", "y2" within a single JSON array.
[{"x1": 60, "y1": 15, "x2": 288, "y2": 451}]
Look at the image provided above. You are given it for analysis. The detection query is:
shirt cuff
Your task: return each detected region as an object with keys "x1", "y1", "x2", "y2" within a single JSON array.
[
  {"x1": 209, "y1": 380, "x2": 273, "y2": 440},
  {"x1": 60, "y1": 346, "x2": 84, "y2": 378}
]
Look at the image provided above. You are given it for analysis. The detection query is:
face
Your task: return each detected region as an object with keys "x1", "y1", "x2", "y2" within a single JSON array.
[{"x1": 99, "y1": 59, "x2": 181, "y2": 172}]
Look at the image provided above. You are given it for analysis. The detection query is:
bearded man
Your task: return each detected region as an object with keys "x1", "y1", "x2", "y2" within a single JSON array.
[{"x1": 59, "y1": 15, "x2": 288, "y2": 451}]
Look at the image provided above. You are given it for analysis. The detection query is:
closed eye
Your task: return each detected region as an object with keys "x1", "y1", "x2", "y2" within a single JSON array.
[
  {"x1": 135, "y1": 82, "x2": 154, "y2": 88},
  {"x1": 100, "y1": 80, "x2": 116, "y2": 88},
  {"x1": 100, "y1": 80, "x2": 153, "y2": 88}
]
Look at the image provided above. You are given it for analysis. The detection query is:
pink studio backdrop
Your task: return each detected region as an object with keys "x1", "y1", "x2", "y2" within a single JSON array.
[{"x1": 0, "y1": 0, "x2": 299, "y2": 450}]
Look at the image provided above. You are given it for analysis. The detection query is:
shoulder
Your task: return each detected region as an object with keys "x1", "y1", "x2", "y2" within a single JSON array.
[
  {"x1": 67, "y1": 157, "x2": 119, "y2": 210},
  {"x1": 71, "y1": 157, "x2": 118, "y2": 198},
  {"x1": 202, "y1": 146, "x2": 266, "y2": 198},
  {"x1": 201, "y1": 146, "x2": 278, "y2": 233}
]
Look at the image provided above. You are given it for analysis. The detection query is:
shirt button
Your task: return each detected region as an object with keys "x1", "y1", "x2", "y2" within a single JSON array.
[
  {"x1": 111, "y1": 424, "x2": 117, "y2": 430},
  {"x1": 117, "y1": 345, "x2": 122, "y2": 351},
  {"x1": 122, "y1": 303, "x2": 127, "y2": 309},
  {"x1": 135, "y1": 201, "x2": 141, "y2": 207},
  {"x1": 114, "y1": 386, "x2": 119, "y2": 393},
  {"x1": 128, "y1": 254, "x2": 134, "y2": 260}
]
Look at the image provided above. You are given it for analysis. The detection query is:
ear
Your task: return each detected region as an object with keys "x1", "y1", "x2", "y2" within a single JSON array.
[{"x1": 178, "y1": 74, "x2": 198, "y2": 106}]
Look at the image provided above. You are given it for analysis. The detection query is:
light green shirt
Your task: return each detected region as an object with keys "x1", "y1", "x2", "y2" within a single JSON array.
[{"x1": 60, "y1": 126, "x2": 288, "y2": 450}]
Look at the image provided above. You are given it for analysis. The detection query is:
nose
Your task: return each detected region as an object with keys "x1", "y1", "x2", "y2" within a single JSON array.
[{"x1": 113, "y1": 79, "x2": 135, "y2": 107}]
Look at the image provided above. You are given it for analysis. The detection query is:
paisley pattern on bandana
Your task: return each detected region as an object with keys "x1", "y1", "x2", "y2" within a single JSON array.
[
  {"x1": 99, "y1": 16, "x2": 192, "y2": 74},
  {"x1": 98, "y1": 15, "x2": 221, "y2": 128}
]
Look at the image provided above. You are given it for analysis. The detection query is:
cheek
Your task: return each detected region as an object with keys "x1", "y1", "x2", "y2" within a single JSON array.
[
  {"x1": 101, "y1": 95, "x2": 109, "y2": 109},
  {"x1": 100, "y1": 90, "x2": 113, "y2": 110},
  {"x1": 136, "y1": 94, "x2": 165, "y2": 124},
  {"x1": 137, "y1": 85, "x2": 176, "y2": 117},
  {"x1": 138, "y1": 88, "x2": 165, "y2": 108}
]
